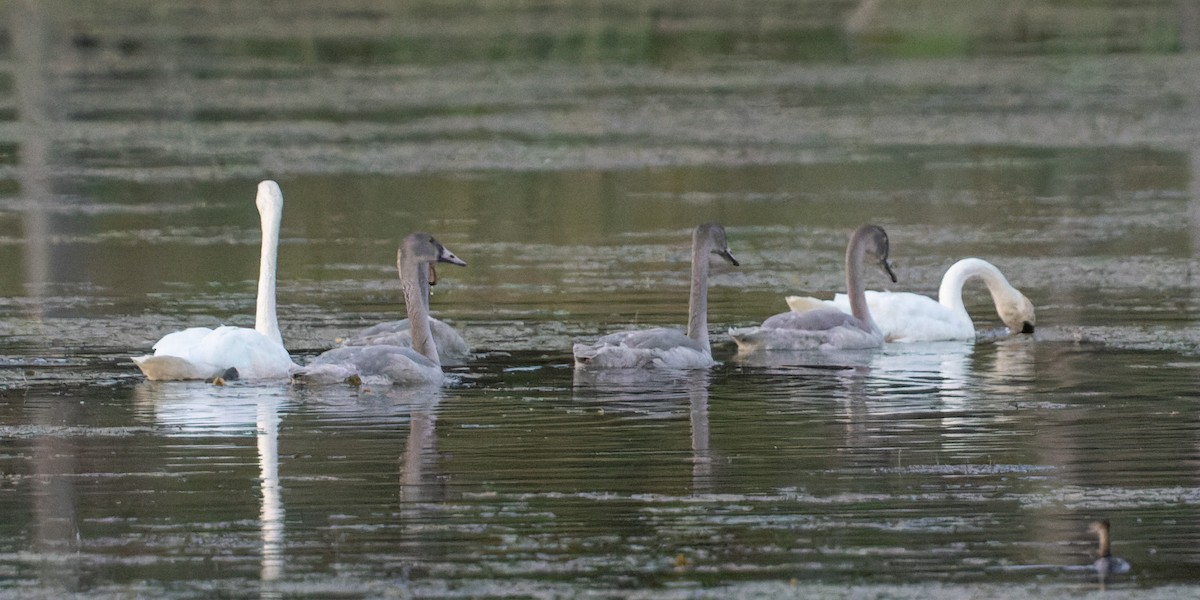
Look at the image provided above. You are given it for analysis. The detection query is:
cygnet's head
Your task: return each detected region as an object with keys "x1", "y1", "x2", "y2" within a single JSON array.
[
  {"x1": 400, "y1": 232, "x2": 467, "y2": 268},
  {"x1": 998, "y1": 290, "x2": 1036, "y2": 335},
  {"x1": 696, "y1": 222, "x2": 739, "y2": 266},
  {"x1": 855, "y1": 224, "x2": 897, "y2": 283}
]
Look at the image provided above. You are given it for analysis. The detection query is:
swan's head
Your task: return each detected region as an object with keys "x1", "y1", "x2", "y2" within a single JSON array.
[
  {"x1": 1088, "y1": 519, "x2": 1111, "y2": 537},
  {"x1": 401, "y1": 232, "x2": 467, "y2": 267},
  {"x1": 255, "y1": 180, "x2": 283, "y2": 215},
  {"x1": 997, "y1": 290, "x2": 1036, "y2": 335},
  {"x1": 856, "y1": 224, "x2": 897, "y2": 283},
  {"x1": 696, "y1": 222, "x2": 739, "y2": 266}
]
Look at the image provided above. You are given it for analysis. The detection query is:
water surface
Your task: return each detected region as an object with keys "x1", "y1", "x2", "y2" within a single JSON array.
[{"x1": 2, "y1": 1, "x2": 1200, "y2": 598}]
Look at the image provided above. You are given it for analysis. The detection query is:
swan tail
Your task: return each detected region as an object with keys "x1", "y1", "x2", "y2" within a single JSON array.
[
  {"x1": 291, "y1": 363, "x2": 362, "y2": 386},
  {"x1": 572, "y1": 343, "x2": 605, "y2": 367},
  {"x1": 728, "y1": 327, "x2": 827, "y2": 352},
  {"x1": 573, "y1": 343, "x2": 654, "y2": 369},
  {"x1": 785, "y1": 296, "x2": 831, "y2": 313},
  {"x1": 132, "y1": 355, "x2": 217, "y2": 381},
  {"x1": 728, "y1": 327, "x2": 775, "y2": 352}
]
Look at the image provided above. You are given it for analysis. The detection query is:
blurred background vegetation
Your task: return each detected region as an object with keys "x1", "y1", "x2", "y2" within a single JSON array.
[{"x1": 2, "y1": 0, "x2": 1196, "y2": 68}]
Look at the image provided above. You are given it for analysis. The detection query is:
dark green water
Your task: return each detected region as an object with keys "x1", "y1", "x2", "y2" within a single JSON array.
[{"x1": 2, "y1": 1, "x2": 1200, "y2": 598}]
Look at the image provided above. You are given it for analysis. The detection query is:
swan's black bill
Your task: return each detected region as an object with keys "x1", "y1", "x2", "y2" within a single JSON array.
[
  {"x1": 718, "y1": 248, "x2": 740, "y2": 266},
  {"x1": 1021, "y1": 321, "x2": 1035, "y2": 334}
]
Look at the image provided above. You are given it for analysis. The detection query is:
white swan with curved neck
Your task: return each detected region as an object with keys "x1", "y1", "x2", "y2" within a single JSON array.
[
  {"x1": 132, "y1": 180, "x2": 297, "y2": 381},
  {"x1": 730, "y1": 224, "x2": 896, "y2": 352},
  {"x1": 573, "y1": 223, "x2": 739, "y2": 369},
  {"x1": 786, "y1": 258, "x2": 1035, "y2": 342},
  {"x1": 296, "y1": 233, "x2": 466, "y2": 385}
]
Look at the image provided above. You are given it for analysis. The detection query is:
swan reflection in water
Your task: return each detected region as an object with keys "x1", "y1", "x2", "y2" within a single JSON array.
[
  {"x1": 731, "y1": 335, "x2": 1038, "y2": 472},
  {"x1": 256, "y1": 396, "x2": 284, "y2": 582},
  {"x1": 573, "y1": 368, "x2": 714, "y2": 494},
  {"x1": 133, "y1": 382, "x2": 291, "y2": 586},
  {"x1": 394, "y1": 388, "x2": 444, "y2": 504},
  {"x1": 302, "y1": 384, "x2": 446, "y2": 581},
  {"x1": 286, "y1": 384, "x2": 444, "y2": 503},
  {"x1": 731, "y1": 334, "x2": 1035, "y2": 408}
]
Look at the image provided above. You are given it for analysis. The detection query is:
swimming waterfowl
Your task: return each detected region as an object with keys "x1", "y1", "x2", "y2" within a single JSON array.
[
  {"x1": 132, "y1": 180, "x2": 297, "y2": 381},
  {"x1": 1089, "y1": 519, "x2": 1130, "y2": 586},
  {"x1": 730, "y1": 224, "x2": 896, "y2": 352},
  {"x1": 337, "y1": 263, "x2": 469, "y2": 364},
  {"x1": 295, "y1": 233, "x2": 466, "y2": 385},
  {"x1": 786, "y1": 257, "x2": 1034, "y2": 342},
  {"x1": 573, "y1": 222, "x2": 739, "y2": 369}
]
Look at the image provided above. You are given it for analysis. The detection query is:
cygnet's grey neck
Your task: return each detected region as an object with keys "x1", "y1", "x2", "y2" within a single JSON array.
[
  {"x1": 844, "y1": 229, "x2": 875, "y2": 333},
  {"x1": 686, "y1": 237, "x2": 712, "y2": 349},
  {"x1": 401, "y1": 256, "x2": 439, "y2": 365}
]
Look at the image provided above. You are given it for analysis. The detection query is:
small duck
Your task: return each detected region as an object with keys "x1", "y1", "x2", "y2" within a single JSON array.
[{"x1": 1088, "y1": 519, "x2": 1130, "y2": 587}]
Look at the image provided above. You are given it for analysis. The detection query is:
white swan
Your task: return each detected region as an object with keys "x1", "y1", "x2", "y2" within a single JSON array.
[
  {"x1": 336, "y1": 263, "x2": 470, "y2": 364},
  {"x1": 132, "y1": 180, "x2": 296, "y2": 381},
  {"x1": 785, "y1": 257, "x2": 1035, "y2": 342},
  {"x1": 573, "y1": 222, "x2": 739, "y2": 369},
  {"x1": 730, "y1": 224, "x2": 896, "y2": 352},
  {"x1": 295, "y1": 233, "x2": 466, "y2": 385}
]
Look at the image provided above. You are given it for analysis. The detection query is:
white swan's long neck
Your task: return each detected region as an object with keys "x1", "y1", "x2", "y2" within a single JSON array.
[
  {"x1": 401, "y1": 256, "x2": 440, "y2": 366},
  {"x1": 254, "y1": 198, "x2": 283, "y2": 347},
  {"x1": 686, "y1": 235, "x2": 711, "y2": 350},
  {"x1": 845, "y1": 230, "x2": 876, "y2": 334},
  {"x1": 937, "y1": 258, "x2": 1013, "y2": 324}
]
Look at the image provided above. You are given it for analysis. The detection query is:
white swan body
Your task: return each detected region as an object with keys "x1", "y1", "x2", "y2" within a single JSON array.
[
  {"x1": 730, "y1": 224, "x2": 896, "y2": 352},
  {"x1": 785, "y1": 258, "x2": 1035, "y2": 342},
  {"x1": 573, "y1": 223, "x2": 739, "y2": 369},
  {"x1": 133, "y1": 180, "x2": 296, "y2": 381},
  {"x1": 297, "y1": 233, "x2": 466, "y2": 386}
]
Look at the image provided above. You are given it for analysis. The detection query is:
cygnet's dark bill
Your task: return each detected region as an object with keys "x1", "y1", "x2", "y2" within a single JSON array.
[
  {"x1": 437, "y1": 244, "x2": 467, "y2": 267},
  {"x1": 880, "y1": 258, "x2": 897, "y2": 283},
  {"x1": 718, "y1": 248, "x2": 739, "y2": 266}
]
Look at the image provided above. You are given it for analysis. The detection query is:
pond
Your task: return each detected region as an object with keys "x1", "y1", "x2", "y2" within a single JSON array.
[{"x1": 2, "y1": 1, "x2": 1199, "y2": 598}]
